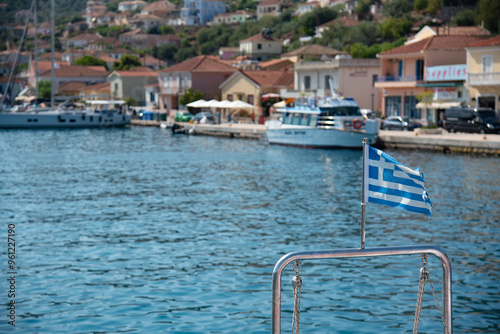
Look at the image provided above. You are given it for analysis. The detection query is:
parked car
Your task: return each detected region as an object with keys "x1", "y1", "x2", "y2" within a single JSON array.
[
  {"x1": 174, "y1": 111, "x2": 194, "y2": 122},
  {"x1": 192, "y1": 112, "x2": 214, "y2": 124},
  {"x1": 443, "y1": 106, "x2": 500, "y2": 134},
  {"x1": 381, "y1": 116, "x2": 421, "y2": 130}
]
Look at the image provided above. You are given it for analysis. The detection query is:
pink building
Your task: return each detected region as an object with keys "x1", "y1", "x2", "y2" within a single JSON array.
[
  {"x1": 375, "y1": 34, "x2": 484, "y2": 126},
  {"x1": 157, "y1": 56, "x2": 236, "y2": 112}
]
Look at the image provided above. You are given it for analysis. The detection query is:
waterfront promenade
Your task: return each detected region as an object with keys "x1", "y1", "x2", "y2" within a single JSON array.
[{"x1": 131, "y1": 119, "x2": 500, "y2": 155}]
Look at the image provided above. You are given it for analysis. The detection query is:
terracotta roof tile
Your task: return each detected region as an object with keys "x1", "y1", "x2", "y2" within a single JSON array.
[
  {"x1": 467, "y1": 35, "x2": 500, "y2": 47},
  {"x1": 159, "y1": 55, "x2": 236, "y2": 73},
  {"x1": 241, "y1": 70, "x2": 293, "y2": 87},
  {"x1": 258, "y1": 0, "x2": 280, "y2": 5},
  {"x1": 379, "y1": 35, "x2": 483, "y2": 56},
  {"x1": 431, "y1": 26, "x2": 491, "y2": 36},
  {"x1": 85, "y1": 81, "x2": 110, "y2": 91},
  {"x1": 281, "y1": 44, "x2": 346, "y2": 58},
  {"x1": 114, "y1": 66, "x2": 158, "y2": 76},
  {"x1": 40, "y1": 65, "x2": 108, "y2": 77},
  {"x1": 241, "y1": 32, "x2": 280, "y2": 43},
  {"x1": 58, "y1": 81, "x2": 89, "y2": 91}
]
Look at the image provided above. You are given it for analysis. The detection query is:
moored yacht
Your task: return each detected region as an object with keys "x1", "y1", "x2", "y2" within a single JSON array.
[
  {"x1": 266, "y1": 95, "x2": 380, "y2": 149},
  {"x1": 0, "y1": 100, "x2": 131, "y2": 129}
]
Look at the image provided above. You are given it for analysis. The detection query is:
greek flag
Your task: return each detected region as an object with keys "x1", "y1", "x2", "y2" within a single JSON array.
[{"x1": 363, "y1": 145, "x2": 432, "y2": 217}]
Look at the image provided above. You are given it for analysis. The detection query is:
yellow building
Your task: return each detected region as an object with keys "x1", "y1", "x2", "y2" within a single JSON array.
[
  {"x1": 465, "y1": 35, "x2": 500, "y2": 111},
  {"x1": 219, "y1": 70, "x2": 293, "y2": 118}
]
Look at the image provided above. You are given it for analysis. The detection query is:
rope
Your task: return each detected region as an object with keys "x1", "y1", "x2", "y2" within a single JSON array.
[
  {"x1": 413, "y1": 254, "x2": 449, "y2": 334},
  {"x1": 292, "y1": 260, "x2": 302, "y2": 334}
]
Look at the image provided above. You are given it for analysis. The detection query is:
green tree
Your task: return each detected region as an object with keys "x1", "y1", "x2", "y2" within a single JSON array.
[
  {"x1": 75, "y1": 55, "x2": 107, "y2": 67},
  {"x1": 476, "y1": 0, "x2": 500, "y2": 34},
  {"x1": 383, "y1": 0, "x2": 413, "y2": 18},
  {"x1": 174, "y1": 47, "x2": 198, "y2": 63},
  {"x1": 152, "y1": 44, "x2": 178, "y2": 63},
  {"x1": 380, "y1": 17, "x2": 413, "y2": 40},
  {"x1": 414, "y1": 0, "x2": 428, "y2": 11},
  {"x1": 297, "y1": 7, "x2": 338, "y2": 36},
  {"x1": 114, "y1": 54, "x2": 141, "y2": 70},
  {"x1": 451, "y1": 9, "x2": 475, "y2": 26},
  {"x1": 425, "y1": 0, "x2": 443, "y2": 15},
  {"x1": 160, "y1": 26, "x2": 176, "y2": 35},
  {"x1": 38, "y1": 80, "x2": 51, "y2": 99},
  {"x1": 179, "y1": 88, "x2": 205, "y2": 107}
]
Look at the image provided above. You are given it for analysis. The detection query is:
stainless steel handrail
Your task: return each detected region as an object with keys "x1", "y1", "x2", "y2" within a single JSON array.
[{"x1": 271, "y1": 245, "x2": 452, "y2": 334}]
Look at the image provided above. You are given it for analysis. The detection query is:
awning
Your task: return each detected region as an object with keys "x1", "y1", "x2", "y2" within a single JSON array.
[
  {"x1": 416, "y1": 83, "x2": 463, "y2": 88},
  {"x1": 415, "y1": 101, "x2": 461, "y2": 109}
]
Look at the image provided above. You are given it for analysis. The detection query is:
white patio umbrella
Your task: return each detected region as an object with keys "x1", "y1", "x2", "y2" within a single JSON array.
[
  {"x1": 229, "y1": 100, "x2": 254, "y2": 109},
  {"x1": 186, "y1": 99, "x2": 207, "y2": 108},
  {"x1": 204, "y1": 99, "x2": 221, "y2": 108}
]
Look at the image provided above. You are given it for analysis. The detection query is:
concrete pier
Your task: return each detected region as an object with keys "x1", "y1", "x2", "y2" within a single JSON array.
[
  {"x1": 132, "y1": 120, "x2": 500, "y2": 156},
  {"x1": 378, "y1": 129, "x2": 500, "y2": 156}
]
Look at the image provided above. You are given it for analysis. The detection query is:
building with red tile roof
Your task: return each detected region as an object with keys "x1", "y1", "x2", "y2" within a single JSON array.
[
  {"x1": 108, "y1": 66, "x2": 158, "y2": 105},
  {"x1": 158, "y1": 55, "x2": 237, "y2": 111},
  {"x1": 240, "y1": 31, "x2": 282, "y2": 61},
  {"x1": 375, "y1": 34, "x2": 485, "y2": 124},
  {"x1": 219, "y1": 69, "x2": 294, "y2": 118}
]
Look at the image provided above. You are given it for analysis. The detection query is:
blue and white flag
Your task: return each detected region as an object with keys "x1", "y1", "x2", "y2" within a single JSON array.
[{"x1": 363, "y1": 145, "x2": 432, "y2": 217}]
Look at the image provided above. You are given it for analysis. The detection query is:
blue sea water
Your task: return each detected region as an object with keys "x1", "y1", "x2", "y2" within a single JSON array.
[{"x1": 0, "y1": 127, "x2": 498, "y2": 333}]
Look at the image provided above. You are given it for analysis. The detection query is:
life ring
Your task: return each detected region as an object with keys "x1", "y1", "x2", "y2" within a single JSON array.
[{"x1": 352, "y1": 118, "x2": 362, "y2": 129}]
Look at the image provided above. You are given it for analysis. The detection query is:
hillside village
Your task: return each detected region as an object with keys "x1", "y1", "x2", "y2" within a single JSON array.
[{"x1": 0, "y1": 0, "x2": 499, "y2": 126}]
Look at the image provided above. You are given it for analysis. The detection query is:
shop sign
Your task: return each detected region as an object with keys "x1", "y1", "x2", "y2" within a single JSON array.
[
  {"x1": 426, "y1": 64, "x2": 466, "y2": 82},
  {"x1": 434, "y1": 88, "x2": 458, "y2": 100}
]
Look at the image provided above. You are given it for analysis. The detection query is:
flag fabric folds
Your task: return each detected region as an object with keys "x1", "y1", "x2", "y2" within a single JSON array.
[{"x1": 363, "y1": 145, "x2": 432, "y2": 217}]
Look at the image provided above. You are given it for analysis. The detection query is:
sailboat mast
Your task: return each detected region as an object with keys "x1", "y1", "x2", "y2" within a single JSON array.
[
  {"x1": 34, "y1": 0, "x2": 39, "y2": 97},
  {"x1": 50, "y1": 0, "x2": 55, "y2": 108}
]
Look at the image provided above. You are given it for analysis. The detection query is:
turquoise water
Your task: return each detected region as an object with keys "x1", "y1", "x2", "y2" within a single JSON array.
[{"x1": 0, "y1": 127, "x2": 498, "y2": 333}]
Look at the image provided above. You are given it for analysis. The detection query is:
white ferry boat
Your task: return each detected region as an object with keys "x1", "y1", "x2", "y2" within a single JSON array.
[
  {"x1": 266, "y1": 96, "x2": 380, "y2": 149},
  {"x1": 0, "y1": 100, "x2": 131, "y2": 129}
]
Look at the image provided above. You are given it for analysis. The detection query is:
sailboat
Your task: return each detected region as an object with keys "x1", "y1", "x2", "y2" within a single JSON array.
[{"x1": 0, "y1": 0, "x2": 131, "y2": 129}]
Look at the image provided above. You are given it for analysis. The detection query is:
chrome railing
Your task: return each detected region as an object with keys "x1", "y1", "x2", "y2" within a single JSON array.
[{"x1": 271, "y1": 245, "x2": 452, "y2": 334}]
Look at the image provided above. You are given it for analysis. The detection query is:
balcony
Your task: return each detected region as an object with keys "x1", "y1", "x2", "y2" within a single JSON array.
[
  {"x1": 468, "y1": 72, "x2": 500, "y2": 86},
  {"x1": 375, "y1": 75, "x2": 423, "y2": 88}
]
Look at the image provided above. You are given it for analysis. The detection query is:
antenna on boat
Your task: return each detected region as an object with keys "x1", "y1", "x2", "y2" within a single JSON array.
[{"x1": 361, "y1": 138, "x2": 368, "y2": 249}]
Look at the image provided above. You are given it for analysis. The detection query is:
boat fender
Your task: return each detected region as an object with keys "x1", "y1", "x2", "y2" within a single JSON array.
[{"x1": 352, "y1": 118, "x2": 362, "y2": 129}]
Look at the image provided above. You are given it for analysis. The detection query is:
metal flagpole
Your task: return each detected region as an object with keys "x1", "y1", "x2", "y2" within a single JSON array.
[{"x1": 361, "y1": 138, "x2": 368, "y2": 249}]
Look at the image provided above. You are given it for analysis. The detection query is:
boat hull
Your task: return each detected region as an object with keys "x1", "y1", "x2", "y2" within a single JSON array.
[
  {"x1": 266, "y1": 127, "x2": 377, "y2": 149},
  {"x1": 0, "y1": 112, "x2": 131, "y2": 129}
]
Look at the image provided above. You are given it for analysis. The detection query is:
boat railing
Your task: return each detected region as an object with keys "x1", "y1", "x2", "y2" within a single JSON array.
[
  {"x1": 271, "y1": 245, "x2": 452, "y2": 334},
  {"x1": 317, "y1": 115, "x2": 335, "y2": 128}
]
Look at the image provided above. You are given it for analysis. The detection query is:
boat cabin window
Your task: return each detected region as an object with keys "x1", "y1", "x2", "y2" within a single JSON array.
[
  {"x1": 310, "y1": 115, "x2": 318, "y2": 126},
  {"x1": 320, "y1": 106, "x2": 361, "y2": 117},
  {"x1": 282, "y1": 112, "x2": 315, "y2": 126}
]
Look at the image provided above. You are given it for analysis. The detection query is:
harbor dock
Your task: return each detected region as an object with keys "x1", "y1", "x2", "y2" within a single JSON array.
[{"x1": 132, "y1": 120, "x2": 500, "y2": 156}]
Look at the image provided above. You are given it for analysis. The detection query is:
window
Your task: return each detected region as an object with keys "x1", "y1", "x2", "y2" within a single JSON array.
[
  {"x1": 227, "y1": 94, "x2": 233, "y2": 101},
  {"x1": 247, "y1": 95, "x2": 254, "y2": 105},
  {"x1": 184, "y1": 76, "x2": 188, "y2": 87},
  {"x1": 385, "y1": 96, "x2": 401, "y2": 117},
  {"x1": 325, "y1": 75, "x2": 331, "y2": 90},
  {"x1": 398, "y1": 60, "x2": 403, "y2": 77},
  {"x1": 482, "y1": 55, "x2": 493, "y2": 73},
  {"x1": 304, "y1": 76, "x2": 311, "y2": 90},
  {"x1": 404, "y1": 95, "x2": 420, "y2": 119},
  {"x1": 163, "y1": 77, "x2": 168, "y2": 88},
  {"x1": 416, "y1": 60, "x2": 424, "y2": 80},
  {"x1": 169, "y1": 76, "x2": 173, "y2": 88},
  {"x1": 257, "y1": 43, "x2": 262, "y2": 50}
]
